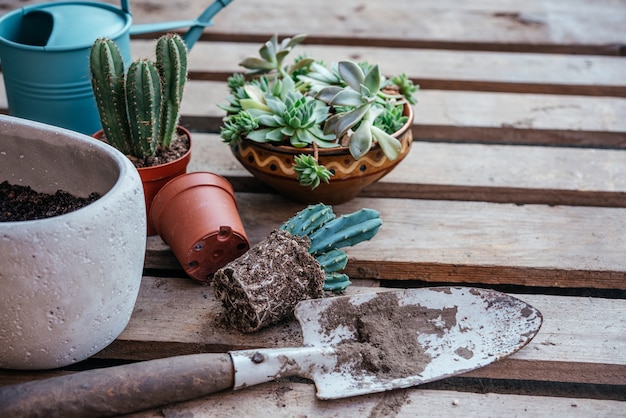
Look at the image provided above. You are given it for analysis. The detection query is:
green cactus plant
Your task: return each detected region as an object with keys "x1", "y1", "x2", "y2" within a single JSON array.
[
  {"x1": 89, "y1": 34, "x2": 188, "y2": 160},
  {"x1": 156, "y1": 33, "x2": 188, "y2": 148},
  {"x1": 279, "y1": 203, "x2": 382, "y2": 291},
  {"x1": 125, "y1": 59, "x2": 161, "y2": 158},
  {"x1": 89, "y1": 38, "x2": 132, "y2": 156}
]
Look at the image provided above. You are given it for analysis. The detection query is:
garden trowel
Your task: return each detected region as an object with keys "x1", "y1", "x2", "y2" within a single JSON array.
[{"x1": 0, "y1": 287, "x2": 542, "y2": 417}]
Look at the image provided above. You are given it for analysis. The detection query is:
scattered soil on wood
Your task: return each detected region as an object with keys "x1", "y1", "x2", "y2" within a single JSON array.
[
  {"x1": 0, "y1": 181, "x2": 101, "y2": 222},
  {"x1": 319, "y1": 291, "x2": 457, "y2": 380},
  {"x1": 213, "y1": 229, "x2": 325, "y2": 333}
]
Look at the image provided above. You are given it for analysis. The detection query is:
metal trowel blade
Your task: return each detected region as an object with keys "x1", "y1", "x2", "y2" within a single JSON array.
[{"x1": 294, "y1": 287, "x2": 543, "y2": 399}]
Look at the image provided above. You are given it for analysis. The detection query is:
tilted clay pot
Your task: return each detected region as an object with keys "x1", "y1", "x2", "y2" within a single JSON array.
[
  {"x1": 0, "y1": 115, "x2": 146, "y2": 370},
  {"x1": 149, "y1": 172, "x2": 249, "y2": 283},
  {"x1": 230, "y1": 103, "x2": 413, "y2": 204}
]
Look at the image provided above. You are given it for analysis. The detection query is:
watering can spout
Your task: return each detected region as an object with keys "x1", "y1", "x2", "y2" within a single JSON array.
[{"x1": 129, "y1": 0, "x2": 233, "y2": 49}]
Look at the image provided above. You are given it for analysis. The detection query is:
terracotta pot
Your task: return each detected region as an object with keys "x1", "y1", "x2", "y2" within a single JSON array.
[
  {"x1": 230, "y1": 103, "x2": 414, "y2": 204},
  {"x1": 0, "y1": 115, "x2": 146, "y2": 370},
  {"x1": 94, "y1": 126, "x2": 192, "y2": 235},
  {"x1": 149, "y1": 172, "x2": 250, "y2": 283}
]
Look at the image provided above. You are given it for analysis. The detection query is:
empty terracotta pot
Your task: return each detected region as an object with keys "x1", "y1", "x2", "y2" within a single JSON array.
[{"x1": 150, "y1": 172, "x2": 249, "y2": 283}]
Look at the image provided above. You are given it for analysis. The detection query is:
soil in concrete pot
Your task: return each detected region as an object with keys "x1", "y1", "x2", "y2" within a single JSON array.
[
  {"x1": 0, "y1": 181, "x2": 100, "y2": 222},
  {"x1": 213, "y1": 229, "x2": 325, "y2": 333}
]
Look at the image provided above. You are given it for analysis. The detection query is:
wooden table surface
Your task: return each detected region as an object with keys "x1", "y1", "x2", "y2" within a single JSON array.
[{"x1": 1, "y1": 0, "x2": 625, "y2": 416}]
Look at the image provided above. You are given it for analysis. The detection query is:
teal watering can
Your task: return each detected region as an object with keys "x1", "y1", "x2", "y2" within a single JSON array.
[{"x1": 0, "y1": 0, "x2": 232, "y2": 134}]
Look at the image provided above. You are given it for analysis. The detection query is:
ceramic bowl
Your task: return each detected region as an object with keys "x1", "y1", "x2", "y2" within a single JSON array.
[{"x1": 0, "y1": 115, "x2": 146, "y2": 370}]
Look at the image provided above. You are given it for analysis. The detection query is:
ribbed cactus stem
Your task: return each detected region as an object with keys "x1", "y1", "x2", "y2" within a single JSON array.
[
  {"x1": 323, "y1": 272, "x2": 351, "y2": 291},
  {"x1": 126, "y1": 59, "x2": 161, "y2": 159},
  {"x1": 308, "y1": 208, "x2": 382, "y2": 255},
  {"x1": 279, "y1": 204, "x2": 382, "y2": 292},
  {"x1": 315, "y1": 248, "x2": 348, "y2": 273},
  {"x1": 89, "y1": 38, "x2": 132, "y2": 155},
  {"x1": 279, "y1": 203, "x2": 335, "y2": 236},
  {"x1": 156, "y1": 33, "x2": 188, "y2": 148}
]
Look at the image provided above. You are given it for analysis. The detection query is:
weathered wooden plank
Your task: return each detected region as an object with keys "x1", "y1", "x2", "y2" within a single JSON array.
[
  {"x1": 145, "y1": 194, "x2": 626, "y2": 289},
  {"x1": 130, "y1": 41, "x2": 626, "y2": 97},
  {"x1": 93, "y1": 276, "x2": 626, "y2": 386},
  {"x1": 124, "y1": 384, "x2": 626, "y2": 418},
  {"x1": 4, "y1": 0, "x2": 626, "y2": 55},
  {"x1": 126, "y1": 0, "x2": 626, "y2": 54},
  {"x1": 188, "y1": 133, "x2": 626, "y2": 207}
]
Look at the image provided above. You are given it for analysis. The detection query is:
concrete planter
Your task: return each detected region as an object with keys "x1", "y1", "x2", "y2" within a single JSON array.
[{"x1": 0, "y1": 115, "x2": 146, "y2": 370}]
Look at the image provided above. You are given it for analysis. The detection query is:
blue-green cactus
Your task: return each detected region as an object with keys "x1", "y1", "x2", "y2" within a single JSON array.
[
  {"x1": 280, "y1": 203, "x2": 335, "y2": 236},
  {"x1": 279, "y1": 204, "x2": 382, "y2": 291},
  {"x1": 315, "y1": 248, "x2": 348, "y2": 273},
  {"x1": 323, "y1": 272, "x2": 351, "y2": 291},
  {"x1": 307, "y1": 208, "x2": 382, "y2": 255}
]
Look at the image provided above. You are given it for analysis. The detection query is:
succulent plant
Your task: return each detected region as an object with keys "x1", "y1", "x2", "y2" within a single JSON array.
[
  {"x1": 220, "y1": 34, "x2": 418, "y2": 189},
  {"x1": 293, "y1": 154, "x2": 333, "y2": 189},
  {"x1": 315, "y1": 61, "x2": 409, "y2": 161},
  {"x1": 280, "y1": 203, "x2": 382, "y2": 291},
  {"x1": 238, "y1": 33, "x2": 313, "y2": 79},
  {"x1": 90, "y1": 34, "x2": 188, "y2": 160}
]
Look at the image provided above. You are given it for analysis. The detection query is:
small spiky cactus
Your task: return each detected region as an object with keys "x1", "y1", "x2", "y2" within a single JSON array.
[
  {"x1": 156, "y1": 33, "x2": 187, "y2": 148},
  {"x1": 89, "y1": 34, "x2": 188, "y2": 159},
  {"x1": 89, "y1": 38, "x2": 132, "y2": 155},
  {"x1": 280, "y1": 203, "x2": 382, "y2": 290},
  {"x1": 126, "y1": 59, "x2": 161, "y2": 158}
]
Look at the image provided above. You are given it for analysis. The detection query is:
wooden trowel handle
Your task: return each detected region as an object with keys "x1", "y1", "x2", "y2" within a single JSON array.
[{"x1": 0, "y1": 353, "x2": 234, "y2": 418}]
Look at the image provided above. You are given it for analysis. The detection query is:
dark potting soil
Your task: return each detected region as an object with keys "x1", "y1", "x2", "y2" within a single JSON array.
[
  {"x1": 0, "y1": 181, "x2": 101, "y2": 222},
  {"x1": 124, "y1": 133, "x2": 190, "y2": 168}
]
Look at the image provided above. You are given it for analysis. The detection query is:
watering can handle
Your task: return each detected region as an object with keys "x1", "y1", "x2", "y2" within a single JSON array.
[{"x1": 126, "y1": 0, "x2": 233, "y2": 49}]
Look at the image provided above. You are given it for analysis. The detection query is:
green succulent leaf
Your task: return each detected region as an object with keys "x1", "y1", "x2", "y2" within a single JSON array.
[
  {"x1": 239, "y1": 57, "x2": 276, "y2": 71},
  {"x1": 337, "y1": 61, "x2": 364, "y2": 91},
  {"x1": 349, "y1": 118, "x2": 373, "y2": 160},
  {"x1": 328, "y1": 89, "x2": 364, "y2": 107},
  {"x1": 325, "y1": 104, "x2": 369, "y2": 138},
  {"x1": 315, "y1": 86, "x2": 344, "y2": 103},
  {"x1": 372, "y1": 125, "x2": 402, "y2": 160},
  {"x1": 293, "y1": 154, "x2": 333, "y2": 189},
  {"x1": 363, "y1": 64, "x2": 381, "y2": 96}
]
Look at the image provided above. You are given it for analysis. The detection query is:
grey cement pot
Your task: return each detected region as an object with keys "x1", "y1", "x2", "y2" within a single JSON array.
[{"x1": 0, "y1": 115, "x2": 146, "y2": 370}]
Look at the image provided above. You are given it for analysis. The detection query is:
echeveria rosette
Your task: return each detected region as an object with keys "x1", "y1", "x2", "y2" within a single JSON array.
[
  {"x1": 293, "y1": 154, "x2": 334, "y2": 189},
  {"x1": 242, "y1": 78, "x2": 338, "y2": 148},
  {"x1": 220, "y1": 110, "x2": 259, "y2": 145}
]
